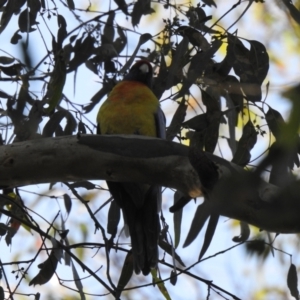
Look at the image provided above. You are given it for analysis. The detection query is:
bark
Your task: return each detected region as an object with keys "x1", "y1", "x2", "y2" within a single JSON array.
[
  {"x1": 0, "y1": 134, "x2": 299, "y2": 233},
  {"x1": 0, "y1": 134, "x2": 201, "y2": 197}
]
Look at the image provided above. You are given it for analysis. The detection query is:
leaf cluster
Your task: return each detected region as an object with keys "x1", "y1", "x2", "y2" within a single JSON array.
[{"x1": 0, "y1": 0, "x2": 299, "y2": 299}]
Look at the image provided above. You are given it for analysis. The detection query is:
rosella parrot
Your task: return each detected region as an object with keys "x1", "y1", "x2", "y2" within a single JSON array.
[{"x1": 97, "y1": 60, "x2": 166, "y2": 275}]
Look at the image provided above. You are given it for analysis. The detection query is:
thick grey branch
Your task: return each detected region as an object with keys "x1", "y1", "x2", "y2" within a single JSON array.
[
  {"x1": 0, "y1": 135, "x2": 201, "y2": 197},
  {"x1": 1, "y1": 134, "x2": 300, "y2": 233}
]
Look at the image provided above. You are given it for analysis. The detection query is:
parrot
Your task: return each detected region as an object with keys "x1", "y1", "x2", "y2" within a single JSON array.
[{"x1": 97, "y1": 60, "x2": 166, "y2": 275}]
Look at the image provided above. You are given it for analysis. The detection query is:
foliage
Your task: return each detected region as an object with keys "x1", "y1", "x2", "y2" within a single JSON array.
[{"x1": 0, "y1": 0, "x2": 300, "y2": 299}]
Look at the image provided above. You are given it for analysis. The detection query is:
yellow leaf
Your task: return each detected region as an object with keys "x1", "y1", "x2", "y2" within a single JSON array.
[{"x1": 151, "y1": 269, "x2": 171, "y2": 300}]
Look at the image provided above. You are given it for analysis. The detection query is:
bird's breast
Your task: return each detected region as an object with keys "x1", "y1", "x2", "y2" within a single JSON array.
[{"x1": 98, "y1": 81, "x2": 159, "y2": 137}]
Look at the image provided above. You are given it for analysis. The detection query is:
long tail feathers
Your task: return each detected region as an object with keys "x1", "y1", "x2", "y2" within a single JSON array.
[{"x1": 107, "y1": 182, "x2": 160, "y2": 275}]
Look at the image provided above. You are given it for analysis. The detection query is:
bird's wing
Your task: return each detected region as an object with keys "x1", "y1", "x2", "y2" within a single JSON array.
[
  {"x1": 96, "y1": 123, "x2": 101, "y2": 135},
  {"x1": 155, "y1": 105, "x2": 166, "y2": 139}
]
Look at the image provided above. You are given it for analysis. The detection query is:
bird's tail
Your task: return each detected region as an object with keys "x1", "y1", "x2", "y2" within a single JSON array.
[
  {"x1": 107, "y1": 182, "x2": 160, "y2": 275},
  {"x1": 123, "y1": 185, "x2": 160, "y2": 275}
]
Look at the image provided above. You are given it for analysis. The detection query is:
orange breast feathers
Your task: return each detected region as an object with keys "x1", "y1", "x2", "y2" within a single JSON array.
[{"x1": 97, "y1": 81, "x2": 160, "y2": 137}]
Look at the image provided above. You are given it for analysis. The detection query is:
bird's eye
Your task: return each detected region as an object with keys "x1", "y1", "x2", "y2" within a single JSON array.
[{"x1": 139, "y1": 63, "x2": 150, "y2": 74}]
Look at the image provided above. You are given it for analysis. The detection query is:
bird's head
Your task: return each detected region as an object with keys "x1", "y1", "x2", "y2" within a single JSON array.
[{"x1": 124, "y1": 60, "x2": 153, "y2": 88}]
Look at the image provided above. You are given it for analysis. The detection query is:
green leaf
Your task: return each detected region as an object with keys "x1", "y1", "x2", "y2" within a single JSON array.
[
  {"x1": 114, "y1": 0, "x2": 129, "y2": 15},
  {"x1": 178, "y1": 39, "x2": 222, "y2": 98},
  {"x1": 63, "y1": 194, "x2": 72, "y2": 215},
  {"x1": 102, "y1": 11, "x2": 115, "y2": 44},
  {"x1": 83, "y1": 82, "x2": 113, "y2": 114},
  {"x1": 64, "y1": 111, "x2": 77, "y2": 135},
  {"x1": 0, "y1": 56, "x2": 14, "y2": 64},
  {"x1": 287, "y1": 263, "x2": 299, "y2": 300},
  {"x1": 223, "y1": 75, "x2": 244, "y2": 125},
  {"x1": 66, "y1": 0, "x2": 75, "y2": 10},
  {"x1": 266, "y1": 107, "x2": 285, "y2": 139},
  {"x1": 232, "y1": 120, "x2": 257, "y2": 166},
  {"x1": 107, "y1": 200, "x2": 120, "y2": 236},
  {"x1": 131, "y1": 0, "x2": 154, "y2": 27},
  {"x1": 199, "y1": 213, "x2": 219, "y2": 260},
  {"x1": 43, "y1": 111, "x2": 67, "y2": 137},
  {"x1": 158, "y1": 238, "x2": 185, "y2": 267},
  {"x1": 170, "y1": 270, "x2": 177, "y2": 286},
  {"x1": 166, "y1": 98, "x2": 187, "y2": 141},
  {"x1": 0, "y1": 63, "x2": 22, "y2": 76},
  {"x1": 29, "y1": 249, "x2": 59, "y2": 286},
  {"x1": 71, "y1": 261, "x2": 85, "y2": 300},
  {"x1": 173, "y1": 191, "x2": 183, "y2": 248},
  {"x1": 116, "y1": 252, "x2": 134, "y2": 298},
  {"x1": 182, "y1": 113, "x2": 208, "y2": 131},
  {"x1": 249, "y1": 40, "x2": 269, "y2": 85},
  {"x1": 57, "y1": 15, "x2": 67, "y2": 49},
  {"x1": 0, "y1": 286, "x2": 4, "y2": 300},
  {"x1": 282, "y1": 0, "x2": 300, "y2": 25},
  {"x1": 10, "y1": 30, "x2": 22, "y2": 44},
  {"x1": 151, "y1": 269, "x2": 171, "y2": 300},
  {"x1": 114, "y1": 25, "x2": 127, "y2": 54},
  {"x1": 68, "y1": 34, "x2": 95, "y2": 72},
  {"x1": 0, "y1": 0, "x2": 26, "y2": 34},
  {"x1": 228, "y1": 34, "x2": 264, "y2": 102},
  {"x1": 0, "y1": 223, "x2": 8, "y2": 236},
  {"x1": 201, "y1": 88, "x2": 221, "y2": 153},
  {"x1": 202, "y1": 0, "x2": 217, "y2": 7},
  {"x1": 165, "y1": 36, "x2": 188, "y2": 90},
  {"x1": 18, "y1": 8, "x2": 37, "y2": 33},
  {"x1": 43, "y1": 56, "x2": 66, "y2": 113},
  {"x1": 183, "y1": 201, "x2": 211, "y2": 247}
]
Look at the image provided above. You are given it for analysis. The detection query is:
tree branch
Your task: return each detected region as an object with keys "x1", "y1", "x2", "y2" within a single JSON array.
[
  {"x1": 1, "y1": 134, "x2": 300, "y2": 233},
  {"x1": 0, "y1": 134, "x2": 201, "y2": 197}
]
